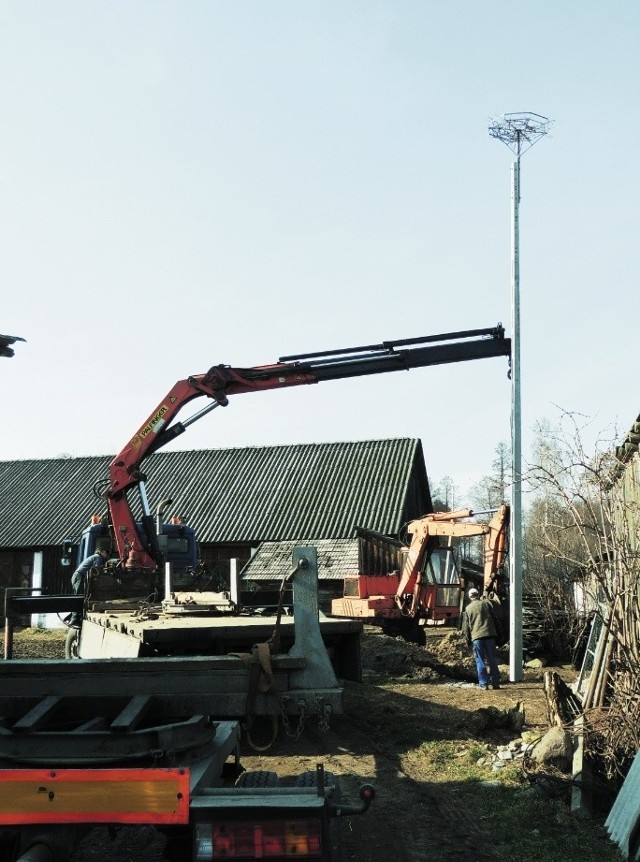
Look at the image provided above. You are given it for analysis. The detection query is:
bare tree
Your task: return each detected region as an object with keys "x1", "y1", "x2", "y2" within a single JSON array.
[
  {"x1": 526, "y1": 411, "x2": 640, "y2": 779},
  {"x1": 430, "y1": 475, "x2": 459, "y2": 512},
  {"x1": 469, "y1": 442, "x2": 510, "y2": 511}
]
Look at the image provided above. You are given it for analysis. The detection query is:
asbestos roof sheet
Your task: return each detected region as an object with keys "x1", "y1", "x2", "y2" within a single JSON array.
[
  {"x1": 0, "y1": 438, "x2": 428, "y2": 548},
  {"x1": 241, "y1": 538, "x2": 359, "y2": 582},
  {"x1": 606, "y1": 748, "x2": 640, "y2": 860}
]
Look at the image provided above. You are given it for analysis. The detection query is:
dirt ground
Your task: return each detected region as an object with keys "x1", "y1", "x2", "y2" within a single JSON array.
[{"x1": 6, "y1": 625, "x2": 564, "y2": 862}]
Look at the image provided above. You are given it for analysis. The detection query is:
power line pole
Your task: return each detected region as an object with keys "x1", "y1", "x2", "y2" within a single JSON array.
[{"x1": 489, "y1": 112, "x2": 551, "y2": 682}]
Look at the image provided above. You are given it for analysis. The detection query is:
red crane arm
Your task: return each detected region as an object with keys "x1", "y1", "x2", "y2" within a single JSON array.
[
  {"x1": 108, "y1": 364, "x2": 318, "y2": 499},
  {"x1": 106, "y1": 364, "x2": 318, "y2": 568},
  {"x1": 105, "y1": 326, "x2": 510, "y2": 569}
]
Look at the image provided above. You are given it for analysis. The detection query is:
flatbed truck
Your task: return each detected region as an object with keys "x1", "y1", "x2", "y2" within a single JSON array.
[
  {"x1": 0, "y1": 548, "x2": 373, "y2": 862},
  {"x1": 0, "y1": 325, "x2": 510, "y2": 859}
]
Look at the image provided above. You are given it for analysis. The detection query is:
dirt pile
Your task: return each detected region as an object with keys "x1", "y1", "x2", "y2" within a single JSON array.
[{"x1": 360, "y1": 625, "x2": 509, "y2": 683}]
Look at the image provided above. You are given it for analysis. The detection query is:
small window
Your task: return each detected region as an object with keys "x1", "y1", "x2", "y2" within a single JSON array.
[{"x1": 425, "y1": 547, "x2": 460, "y2": 585}]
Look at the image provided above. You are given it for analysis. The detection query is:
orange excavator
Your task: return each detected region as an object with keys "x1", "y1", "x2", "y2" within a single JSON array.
[{"x1": 331, "y1": 504, "x2": 509, "y2": 632}]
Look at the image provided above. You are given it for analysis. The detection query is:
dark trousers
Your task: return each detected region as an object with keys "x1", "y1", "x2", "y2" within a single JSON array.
[{"x1": 472, "y1": 637, "x2": 500, "y2": 688}]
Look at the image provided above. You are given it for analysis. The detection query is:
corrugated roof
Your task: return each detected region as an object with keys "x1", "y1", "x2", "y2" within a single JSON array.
[
  {"x1": 615, "y1": 414, "x2": 640, "y2": 465},
  {"x1": 0, "y1": 438, "x2": 428, "y2": 548},
  {"x1": 241, "y1": 539, "x2": 359, "y2": 582},
  {"x1": 606, "y1": 748, "x2": 640, "y2": 860}
]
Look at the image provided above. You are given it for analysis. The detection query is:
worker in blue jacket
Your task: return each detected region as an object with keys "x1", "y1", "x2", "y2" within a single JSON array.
[
  {"x1": 463, "y1": 587, "x2": 502, "y2": 690},
  {"x1": 69, "y1": 546, "x2": 110, "y2": 626}
]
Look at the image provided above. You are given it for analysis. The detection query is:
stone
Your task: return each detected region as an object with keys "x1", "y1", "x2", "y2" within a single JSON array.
[{"x1": 530, "y1": 726, "x2": 573, "y2": 771}]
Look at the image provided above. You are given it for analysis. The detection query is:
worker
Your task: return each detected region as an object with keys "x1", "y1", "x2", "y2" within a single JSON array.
[
  {"x1": 463, "y1": 587, "x2": 501, "y2": 690},
  {"x1": 68, "y1": 545, "x2": 110, "y2": 627}
]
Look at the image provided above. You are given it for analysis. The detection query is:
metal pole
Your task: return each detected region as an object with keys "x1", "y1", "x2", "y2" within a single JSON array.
[
  {"x1": 510, "y1": 157, "x2": 523, "y2": 682},
  {"x1": 488, "y1": 112, "x2": 550, "y2": 683},
  {"x1": 164, "y1": 561, "x2": 172, "y2": 602},
  {"x1": 229, "y1": 558, "x2": 241, "y2": 610}
]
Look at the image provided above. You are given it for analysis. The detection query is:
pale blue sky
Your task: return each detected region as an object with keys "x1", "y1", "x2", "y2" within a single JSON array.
[{"x1": 1, "y1": 1, "x2": 638, "y2": 500}]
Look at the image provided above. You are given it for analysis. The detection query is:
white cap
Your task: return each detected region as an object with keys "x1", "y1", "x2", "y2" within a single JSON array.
[{"x1": 468, "y1": 587, "x2": 480, "y2": 599}]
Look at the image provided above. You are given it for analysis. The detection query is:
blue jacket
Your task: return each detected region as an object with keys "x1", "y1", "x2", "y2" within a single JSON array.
[{"x1": 73, "y1": 553, "x2": 106, "y2": 579}]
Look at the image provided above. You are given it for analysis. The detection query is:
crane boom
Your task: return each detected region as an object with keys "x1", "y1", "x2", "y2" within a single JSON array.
[
  {"x1": 0, "y1": 333, "x2": 25, "y2": 359},
  {"x1": 106, "y1": 324, "x2": 510, "y2": 569}
]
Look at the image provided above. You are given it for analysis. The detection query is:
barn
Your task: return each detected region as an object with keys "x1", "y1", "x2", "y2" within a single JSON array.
[{"x1": 0, "y1": 437, "x2": 432, "y2": 613}]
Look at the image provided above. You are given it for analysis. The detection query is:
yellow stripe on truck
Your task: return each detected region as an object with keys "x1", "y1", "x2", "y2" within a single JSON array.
[{"x1": 0, "y1": 768, "x2": 190, "y2": 825}]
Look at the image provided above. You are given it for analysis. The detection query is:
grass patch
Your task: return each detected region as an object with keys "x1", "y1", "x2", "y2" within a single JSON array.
[
  {"x1": 411, "y1": 741, "x2": 621, "y2": 862},
  {"x1": 344, "y1": 679, "x2": 623, "y2": 862},
  {"x1": 486, "y1": 791, "x2": 620, "y2": 862}
]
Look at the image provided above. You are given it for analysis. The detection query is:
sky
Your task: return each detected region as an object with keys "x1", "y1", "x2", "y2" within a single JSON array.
[{"x1": 1, "y1": 1, "x2": 638, "y2": 502}]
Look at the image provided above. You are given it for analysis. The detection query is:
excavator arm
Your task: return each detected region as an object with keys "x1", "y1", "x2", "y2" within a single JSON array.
[
  {"x1": 395, "y1": 504, "x2": 510, "y2": 615},
  {"x1": 105, "y1": 325, "x2": 510, "y2": 569}
]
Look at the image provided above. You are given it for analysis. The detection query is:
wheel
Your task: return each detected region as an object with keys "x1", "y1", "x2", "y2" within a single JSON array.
[
  {"x1": 235, "y1": 770, "x2": 279, "y2": 788},
  {"x1": 295, "y1": 770, "x2": 337, "y2": 789},
  {"x1": 65, "y1": 626, "x2": 81, "y2": 659}
]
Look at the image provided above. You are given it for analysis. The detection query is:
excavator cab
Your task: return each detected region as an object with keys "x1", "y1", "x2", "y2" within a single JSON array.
[
  {"x1": 415, "y1": 544, "x2": 462, "y2": 621},
  {"x1": 332, "y1": 539, "x2": 463, "y2": 629}
]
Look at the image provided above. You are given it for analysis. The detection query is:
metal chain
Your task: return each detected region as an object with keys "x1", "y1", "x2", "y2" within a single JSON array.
[
  {"x1": 316, "y1": 698, "x2": 332, "y2": 733},
  {"x1": 279, "y1": 696, "x2": 307, "y2": 740},
  {"x1": 279, "y1": 696, "x2": 292, "y2": 737},
  {"x1": 151, "y1": 748, "x2": 163, "y2": 765}
]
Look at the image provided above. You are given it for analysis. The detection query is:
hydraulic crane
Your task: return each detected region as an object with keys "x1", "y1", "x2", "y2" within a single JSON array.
[
  {"x1": 0, "y1": 333, "x2": 25, "y2": 358},
  {"x1": 0, "y1": 325, "x2": 510, "y2": 860},
  {"x1": 105, "y1": 324, "x2": 510, "y2": 572}
]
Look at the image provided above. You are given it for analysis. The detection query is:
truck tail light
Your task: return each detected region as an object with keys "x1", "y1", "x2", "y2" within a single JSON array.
[{"x1": 197, "y1": 819, "x2": 322, "y2": 858}]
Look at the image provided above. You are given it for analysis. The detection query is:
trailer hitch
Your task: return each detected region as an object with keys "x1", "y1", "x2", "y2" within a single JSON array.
[
  {"x1": 312, "y1": 763, "x2": 375, "y2": 817},
  {"x1": 330, "y1": 783, "x2": 376, "y2": 817}
]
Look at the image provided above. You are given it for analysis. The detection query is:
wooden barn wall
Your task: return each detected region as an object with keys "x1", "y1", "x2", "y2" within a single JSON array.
[{"x1": 615, "y1": 455, "x2": 640, "y2": 553}]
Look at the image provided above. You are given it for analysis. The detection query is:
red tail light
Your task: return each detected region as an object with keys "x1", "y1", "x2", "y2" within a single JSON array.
[{"x1": 199, "y1": 819, "x2": 322, "y2": 858}]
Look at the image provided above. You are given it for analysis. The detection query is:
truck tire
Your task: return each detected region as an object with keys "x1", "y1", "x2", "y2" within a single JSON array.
[
  {"x1": 294, "y1": 770, "x2": 337, "y2": 789},
  {"x1": 64, "y1": 627, "x2": 81, "y2": 659},
  {"x1": 235, "y1": 770, "x2": 280, "y2": 788}
]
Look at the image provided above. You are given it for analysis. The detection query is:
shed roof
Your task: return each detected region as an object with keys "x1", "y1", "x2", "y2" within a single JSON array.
[
  {"x1": 0, "y1": 438, "x2": 430, "y2": 548},
  {"x1": 241, "y1": 539, "x2": 359, "y2": 582},
  {"x1": 615, "y1": 414, "x2": 640, "y2": 466}
]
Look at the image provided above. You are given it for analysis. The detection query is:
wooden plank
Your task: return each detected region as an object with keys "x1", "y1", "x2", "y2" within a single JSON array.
[
  {"x1": 571, "y1": 716, "x2": 592, "y2": 817},
  {"x1": 110, "y1": 696, "x2": 152, "y2": 733},
  {"x1": 13, "y1": 696, "x2": 62, "y2": 733},
  {"x1": 72, "y1": 717, "x2": 109, "y2": 733}
]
